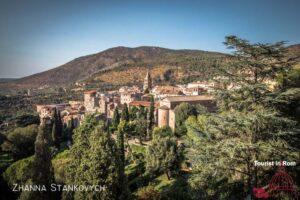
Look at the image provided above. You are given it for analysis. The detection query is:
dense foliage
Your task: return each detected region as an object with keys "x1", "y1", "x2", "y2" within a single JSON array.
[
  {"x1": 1, "y1": 125, "x2": 38, "y2": 159},
  {"x1": 184, "y1": 36, "x2": 300, "y2": 199},
  {"x1": 146, "y1": 127, "x2": 182, "y2": 180},
  {"x1": 64, "y1": 116, "x2": 120, "y2": 200}
]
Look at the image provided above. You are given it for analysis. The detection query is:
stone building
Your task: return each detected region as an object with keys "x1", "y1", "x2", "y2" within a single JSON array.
[
  {"x1": 182, "y1": 87, "x2": 206, "y2": 96},
  {"x1": 84, "y1": 90, "x2": 99, "y2": 113},
  {"x1": 37, "y1": 102, "x2": 86, "y2": 127},
  {"x1": 157, "y1": 95, "x2": 216, "y2": 130},
  {"x1": 151, "y1": 85, "x2": 183, "y2": 100},
  {"x1": 36, "y1": 103, "x2": 69, "y2": 120},
  {"x1": 118, "y1": 85, "x2": 143, "y2": 105},
  {"x1": 120, "y1": 92, "x2": 142, "y2": 105}
]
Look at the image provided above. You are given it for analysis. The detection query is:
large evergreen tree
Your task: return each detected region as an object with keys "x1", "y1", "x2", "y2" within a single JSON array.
[
  {"x1": 63, "y1": 115, "x2": 99, "y2": 199},
  {"x1": 64, "y1": 116, "x2": 123, "y2": 200},
  {"x1": 74, "y1": 123, "x2": 119, "y2": 200},
  {"x1": 185, "y1": 36, "x2": 299, "y2": 199},
  {"x1": 146, "y1": 126, "x2": 182, "y2": 180}
]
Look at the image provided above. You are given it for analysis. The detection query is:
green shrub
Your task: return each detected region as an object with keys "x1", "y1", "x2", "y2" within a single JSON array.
[
  {"x1": 3, "y1": 156, "x2": 34, "y2": 187},
  {"x1": 1, "y1": 125, "x2": 38, "y2": 159}
]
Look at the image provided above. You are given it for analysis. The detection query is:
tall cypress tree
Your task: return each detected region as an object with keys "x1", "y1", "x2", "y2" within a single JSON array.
[
  {"x1": 22, "y1": 120, "x2": 54, "y2": 200},
  {"x1": 148, "y1": 96, "x2": 155, "y2": 131},
  {"x1": 51, "y1": 108, "x2": 63, "y2": 148},
  {"x1": 51, "y1": 121, "x2": 59, "y2": 148},
  {"x1": 112, "y1": 107, "x2": 120, "y2": 130},
  {"x1": 56, "y1": 110, "x2": 63, "y2": 141},
  {"x1": 121, "y1": 103, "x2": 130, "y2": 122},
  {"x1": 116, "y1": 120, "x2": 130, "y2": 200},
  {"x1": 67, "y1": 117, "x2": 75, "y2": 145}
]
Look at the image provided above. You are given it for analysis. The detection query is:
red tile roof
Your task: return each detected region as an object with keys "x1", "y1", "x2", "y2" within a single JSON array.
[
  {"x1": 84, "y1": 90, "x2": 97, "y2": 94},
  {"x1": 129, "y1": 101, "x2": 159, "y2": 108}
]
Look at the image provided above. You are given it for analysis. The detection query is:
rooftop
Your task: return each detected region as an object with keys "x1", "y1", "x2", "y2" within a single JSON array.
[
  {"x1": 129, "y1": 101, "x2": 159, "y2": 107},
  {"x1": 84, "y1": 90, "x2": 97, "y2": 94},
  {"x1": 163, "y1": 95, "x2": 214, "y2": 102},
  {"x1": 36, "y1": 103, "x2": 70, "y2": 108}
]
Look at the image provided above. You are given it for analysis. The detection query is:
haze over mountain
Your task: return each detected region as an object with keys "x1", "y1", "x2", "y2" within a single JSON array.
[{"x1": 0, "y1": 44, "x2": 299, "y2": 90}]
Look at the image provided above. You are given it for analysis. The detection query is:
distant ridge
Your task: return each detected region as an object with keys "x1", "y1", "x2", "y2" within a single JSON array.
[
  {"x1": 0, "y1": 78, "x2": 17, "y2": 83},
  {"x1": 1, "y1": 44, "x2": 299, "y2": 90},
  {"x1": 0, "y1": 46, "x2": 225, "y2": 89}
]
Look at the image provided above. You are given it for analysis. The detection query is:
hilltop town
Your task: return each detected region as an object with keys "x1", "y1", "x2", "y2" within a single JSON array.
[
  {"x1": 1, "y1": 36, "x2": 299, "y2": 200},
  {"x1": 36, "y1": 70, "x2": 219, "y2": 132}
]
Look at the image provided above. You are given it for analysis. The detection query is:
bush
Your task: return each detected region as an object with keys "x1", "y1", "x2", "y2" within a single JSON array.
[
  {"x1": 1, "y1": 125, "x2": 38, "y2": 159},
  {"x1": 14, "y1": 113, "x2": 40, "y2": 127},
  {"x1": 3, "y1": 156, "x2": 34, "y2": 187}
]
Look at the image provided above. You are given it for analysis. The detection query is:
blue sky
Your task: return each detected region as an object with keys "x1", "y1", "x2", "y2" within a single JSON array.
[{"x1": 0, "y1": 0, "x2": 300, "y2": 78}]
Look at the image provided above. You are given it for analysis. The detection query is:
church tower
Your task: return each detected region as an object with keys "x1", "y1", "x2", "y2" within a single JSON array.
[{"x1": 143, "y1": 69, "x2": 152, "y2": 92}]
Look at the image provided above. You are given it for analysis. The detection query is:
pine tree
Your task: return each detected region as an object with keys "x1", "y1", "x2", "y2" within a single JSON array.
[
  {"x1": 64, "y1": 116, "x2": 123, "y2": 200},
  {"x1": 184, "y1": 36, "x2": 299, "y2": 199},
  {"x1": 121, "y1": 103, "x2": 130, "y2": 122},
  {"x1": 74, "y1": 123, "x2": 119, "y2": 200},
  {"x1": 146, "y1": 127, "x2": 181, "y2": 180},
  {"x1": 63, "y1": 115, "x2": 99, "y2": 199}
]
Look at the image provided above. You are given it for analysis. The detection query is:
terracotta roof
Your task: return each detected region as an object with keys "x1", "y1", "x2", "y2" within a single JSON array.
[
  {"x1": 129, "y1": 101, "x2": 159, "y2": 108},
  {"x1": 159, "y1": 105, "x2": 170, "y2": 110},
  {"x1": 36, "y1": 103, "x2": 70, "y2": 108},
  {"x1": 164, "y1": 95, "x2": 214, "y2": 102},
  {"x1": 84, "y1": 90, "x2": 97, "y2": 94}
]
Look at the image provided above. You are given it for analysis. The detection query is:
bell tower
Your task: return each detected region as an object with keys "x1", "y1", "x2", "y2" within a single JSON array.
[{"x1": 143, "y1": 69, "x2": 152, "y2": 92}]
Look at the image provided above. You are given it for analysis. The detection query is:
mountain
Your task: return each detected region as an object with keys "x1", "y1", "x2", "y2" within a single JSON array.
[
  {"x1": 0, "y1": 46, "x2": 225, "y2": 90},
  {"x1": 1, "y1": 44, "x2": 299, "y2": 91}
]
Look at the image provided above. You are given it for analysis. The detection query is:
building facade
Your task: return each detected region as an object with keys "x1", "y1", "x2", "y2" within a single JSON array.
[{"x1": 157, "y1": 95, "x2": 216, "y2": 130}]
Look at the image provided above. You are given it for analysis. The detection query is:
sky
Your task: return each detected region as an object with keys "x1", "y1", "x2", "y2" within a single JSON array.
[{"x1": 0, "y1": 0, "x2": 300, "y2": 78}]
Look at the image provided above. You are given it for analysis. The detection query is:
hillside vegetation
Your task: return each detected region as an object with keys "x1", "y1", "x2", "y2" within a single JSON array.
[
  {"x1": 0, "y1": 46, "x2": 225, "y2": 90},
  {"x1": 1, "y1": 44, "x2": 299, "y2": 91}
]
